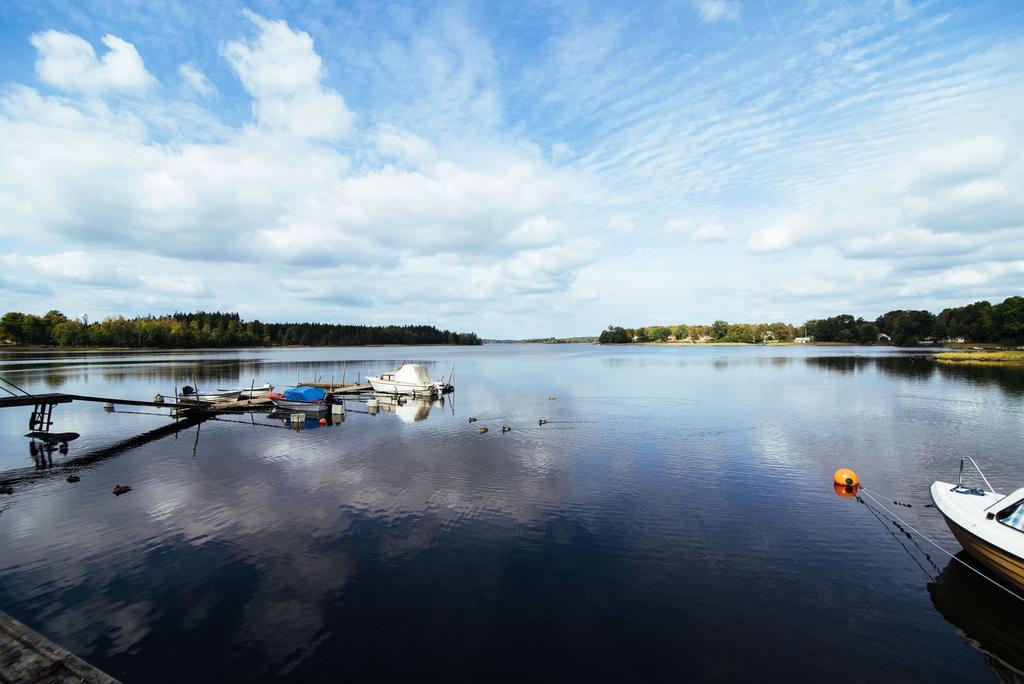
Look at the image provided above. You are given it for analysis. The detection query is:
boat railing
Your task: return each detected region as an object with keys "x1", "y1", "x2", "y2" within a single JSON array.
[{"x1": 958, "y1": 456, "x2": 996, "y2": 494}]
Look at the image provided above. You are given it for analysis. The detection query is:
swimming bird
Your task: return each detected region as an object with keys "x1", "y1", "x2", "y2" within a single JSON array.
[
  {"x1": 112, "y1": 485, "x2": 132, "y2": 496},
  {"x1": 468, "y1": 417, "x2": 477, "y2": 423},
  {"x1": 538, "y1": 419, "x2": 547, "y2": 426},
  {"x1": 479, "y1": 427, "x2": 488, "y2": 434},
  {"x1": 66, "y1": 475, "x2": 80, "y2": 483},
  {"x1": 502, "y1": 426, "x2": 511, "y2": 433}
]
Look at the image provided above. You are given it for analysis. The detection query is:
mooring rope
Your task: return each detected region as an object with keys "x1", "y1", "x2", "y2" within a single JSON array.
[
  {"x1": 858, "y1": 487, "x2": 1024, "y2": 603},
  {"x1": 0, "y1": 376, "x2": 34, "y2": 398},
  {"x1": 859, "y1": 485, "x2": 931, "y2": 509},
  {"x1": 858, "y1": 492, "x2": 941, "y2": 578}
]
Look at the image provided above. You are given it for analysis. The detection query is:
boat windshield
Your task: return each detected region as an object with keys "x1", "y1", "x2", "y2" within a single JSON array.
[{"x1": 996, "y1": 499, "x2": 1024, "y2": 533}]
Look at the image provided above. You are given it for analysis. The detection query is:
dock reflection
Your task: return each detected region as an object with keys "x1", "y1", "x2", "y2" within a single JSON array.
[
  {"x1": 266, "y1": 409, "x2": 344, "y2": 430},
  {"x1": 372, "y1": 395, "x2": 445, "y2": 422}
]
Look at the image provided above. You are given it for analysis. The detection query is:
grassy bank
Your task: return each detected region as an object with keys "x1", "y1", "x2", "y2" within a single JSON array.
[{"x1": 934, "y1": 350, "x2": 1024, "y2": 366}]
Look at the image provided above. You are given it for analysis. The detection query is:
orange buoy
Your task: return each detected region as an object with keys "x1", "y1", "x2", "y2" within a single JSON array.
[
  {"x1": 319, "y1": 418, "x2": 327, "y2": 426},
  {"x1": 833, "y1": 482, "x2": 858, "y2": 498},
  {"x1": 833, "y1": 468, "x2": 859, "y2": 487}
]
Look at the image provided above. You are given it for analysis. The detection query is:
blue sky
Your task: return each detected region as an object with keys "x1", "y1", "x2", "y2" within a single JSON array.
[{"x1": 1, "y1": 0, "x2": 1022, "y2": 338}]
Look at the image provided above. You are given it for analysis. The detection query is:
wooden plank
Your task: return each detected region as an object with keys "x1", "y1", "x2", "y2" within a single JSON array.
[
  {"x1": 208, "y1": 395, "x2": 274, "y2": 411},
  {"x1": 0, "y1": 394, "x2": 74, "y2": 409},
  {"x1": 298, "y1": 382, "x2": 371, "y2": 392},
  {"x1": 331, "y1": 383, "x2": 372, "y2": 394},
  {"x1": 0, "y1": 611, "x2": 120, "y2": 683},
  {"x1": 62, "y1": 394, "x2": 195, "y2": 410}
]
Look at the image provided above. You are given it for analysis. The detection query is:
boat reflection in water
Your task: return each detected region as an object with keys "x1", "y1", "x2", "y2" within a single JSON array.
[
  {"x1": 372, "y1": 395, "x2": 444, "y2": 423},
  {"x1": 266, "y1": 408, "x2": 344, "y2": 430},
  {"x1": 929, "y1": 552, "x2": 1024, "y2": 680}
]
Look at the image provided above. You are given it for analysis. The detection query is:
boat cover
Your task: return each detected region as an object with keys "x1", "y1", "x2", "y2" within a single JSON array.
[
  {"x1": 283, "y1": 386, "x2": 326, "y2": 402},
  {"x1": 395, "y1": 364, "x2": 434, "y2": 385}
]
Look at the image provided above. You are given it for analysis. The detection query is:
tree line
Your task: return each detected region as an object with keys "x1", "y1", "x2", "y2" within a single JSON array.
[
  {"x1": 0, "y1": 310, "x2": 482, "y2": 348},
  {"x1": 806, "y1": 297, "x2": 1024, "y2": 346},
  {"x1": 600, "y1": 321, "x2": 799, "y2": 344},
  {"x1": 600, "y1": 296, "x2": 1024, "y2": 346}
]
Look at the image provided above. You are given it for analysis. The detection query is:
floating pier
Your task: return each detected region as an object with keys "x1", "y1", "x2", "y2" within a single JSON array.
[
  {"x1": 296, "y1": 382, "x2": 372, "y2": 393},
  {"x1": 0, "y1": 611, "x2": 120, "y2": 683}
]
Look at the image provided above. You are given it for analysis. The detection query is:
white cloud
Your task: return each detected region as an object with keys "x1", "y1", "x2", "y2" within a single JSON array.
[
  {"x1": 222, "y1": 10, "x2": 355, "y2": 140},
  {"x1": 551, "y1": 142, "x2": 573, "y2": 161},
  {"x1": 506, "y1": 216, "x2": 565, "y2": 248},
  {"x1": 30, "y1": 31, "x2": 155, "y2": 94},
  {"x1": 898, "y1": 261, "x2": 1024, "y2": 297},
  {"x1": 691, "y1": 0, "x2": 741, "y2": 23},
  {"x1": 665, "y1": 218, "x2": 729, "y2": 242},
  {"x1": 178, "y1": 63, "x2": 216, "y2": 97},
  {"x1": 0, "y1": 11, "x2": 598, "y2": 330},
  {"x1": 373, "y1": 124, "x2": 437, "y2": 166},
  {"x1": 502, "y1": 239, "x2": 600, "y2": 294}
]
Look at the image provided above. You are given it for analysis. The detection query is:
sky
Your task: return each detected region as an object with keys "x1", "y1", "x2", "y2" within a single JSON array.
[{"x1": 0, "y1": 0, "x2": 1022, "y2": 338}]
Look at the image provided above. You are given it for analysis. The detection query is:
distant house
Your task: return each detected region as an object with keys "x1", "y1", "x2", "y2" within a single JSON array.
[
  {"x1": 631, "y1": 335, "x2": 640, "y2": 343},
  {"x1": 794, "y1": 336, "x2": 812, "y2": 344},
  {"x1": 944, "y1": 337, "x2": 965, "y2": 344},
  {"x1": 877, "y1": 333, "x2": 892, "y2": 343},
  {"x1": 667, "y1": 335, "x2": 677, "y2": 342}
]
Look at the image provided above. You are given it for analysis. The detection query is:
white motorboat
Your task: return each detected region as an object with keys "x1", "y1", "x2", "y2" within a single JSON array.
[
  {"x1": 175, "y1": 387, "x2": 241, "y2": 404},
  {"x1": 366, "y1": 364, "x2": 450, "y2": 396},
  {"x1": 931, "y1": 458, "x2": 1024, "y2": 592},
  {"x1": 218, "y1": 383, "x2": 275, "y2": 398}
]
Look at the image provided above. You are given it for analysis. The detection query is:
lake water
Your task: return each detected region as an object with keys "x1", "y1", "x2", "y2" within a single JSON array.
[{"x1": 1, "y1": 344, "x2": 1024, "y2": 681}]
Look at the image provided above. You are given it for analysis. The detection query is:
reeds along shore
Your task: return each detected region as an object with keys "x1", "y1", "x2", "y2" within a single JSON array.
[{"x1": 934, "y1": 351, "x2": 1024, "y2": 366}]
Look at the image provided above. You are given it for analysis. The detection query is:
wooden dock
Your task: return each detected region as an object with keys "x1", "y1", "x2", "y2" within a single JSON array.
[
  {"x1": 0, "y1": 611, "x2": 120, "y2": 683},
  {"x1": 208, "y1": 384, "x2": 371, "y2": 411},
  {"x1": 298, "y1": 382, "x2": 372, "y2": 393},
  {"x1": 208, "y1": 395, "x2": 274, "y2": 411}
]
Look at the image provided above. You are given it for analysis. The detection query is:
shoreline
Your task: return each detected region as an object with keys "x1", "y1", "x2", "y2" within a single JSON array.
[
  {"x1": 0, "y1": 343, "x2": 480, "y2": 352},
  {"x1": 605, "y1": 341, "x2": 866, "y2": 347}
]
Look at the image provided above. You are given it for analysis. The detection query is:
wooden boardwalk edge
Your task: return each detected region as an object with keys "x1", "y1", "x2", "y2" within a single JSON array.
[{"x1": 0, "y1": 611, "x2": 120, "y2": 683}]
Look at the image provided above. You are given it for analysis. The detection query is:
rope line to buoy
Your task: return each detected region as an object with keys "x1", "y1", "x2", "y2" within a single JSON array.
[
  {"x1": 858, "y1": 485, "x2": 926, "y2": 509},
  {"x1": 858, "y1": 487, "x2": 1024, "y2": 603},
  {"x1": 858, "y1": 492, "x2": 938, "y2": 581},
  {"x1": 859, "y1": 490, "x2": 942, "y2": 576}
]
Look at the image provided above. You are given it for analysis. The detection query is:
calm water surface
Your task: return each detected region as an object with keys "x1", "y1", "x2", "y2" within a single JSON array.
[{"x1": 2, "y1": 344, "x2": 1024, "y2": 681}]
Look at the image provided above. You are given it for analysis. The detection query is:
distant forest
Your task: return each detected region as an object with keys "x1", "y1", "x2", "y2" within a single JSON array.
[
  {"x1": 0, "y1": 311, "x2": 482, "y2": 348},
  {"x1": 600, "y1": 296, "x2": 1024, "y2": 346}
]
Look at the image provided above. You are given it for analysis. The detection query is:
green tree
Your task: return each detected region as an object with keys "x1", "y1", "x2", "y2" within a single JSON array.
[
  {"x1": 0, "y1": 312, "x2": 27, "y2": 343},
  {"x1": 993, "y1": 296, "x2": 1024, "y2": 344}
]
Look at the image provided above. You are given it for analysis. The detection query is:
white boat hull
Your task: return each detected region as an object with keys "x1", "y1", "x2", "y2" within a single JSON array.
[
  {"x1": 219, "y1": 384, "x2": 274, "y2": 399},
  {"x1": 176, "y1": 390, "x2": 241, "y2": 404},
  {"x1": 366, "y1": 377, "x2": 438, "y2": 395}
]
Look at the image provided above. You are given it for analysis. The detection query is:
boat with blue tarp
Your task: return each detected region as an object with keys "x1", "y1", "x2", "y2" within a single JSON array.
[{"x1": 267, "y1": 386, "x2": 331, "y2": 412}]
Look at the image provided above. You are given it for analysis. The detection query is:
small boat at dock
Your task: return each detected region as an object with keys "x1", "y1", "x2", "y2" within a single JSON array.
[
  {"x1": 366, "y1": 364, "x2": 451, "y2": 396},
  {"x1": 267, "y1": 386, "x2": 331, "y2": 412},
  {"x1": 217, "y1": 383, "x2": 274, "y2": 398},
  {"x1": 175, "y1": 387, "x2": 241, "y2": 404},
  {"x1": 931, "y1": 457, "x2": 1024, "y2": 592}
]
